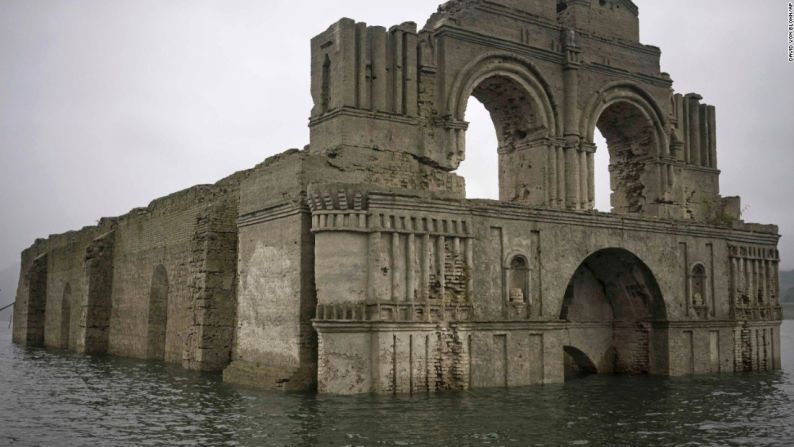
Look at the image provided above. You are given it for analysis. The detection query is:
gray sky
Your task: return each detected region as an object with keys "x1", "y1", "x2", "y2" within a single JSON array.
[{"x1": 1, "y1": 0, "x2": 792, "y2": 276}]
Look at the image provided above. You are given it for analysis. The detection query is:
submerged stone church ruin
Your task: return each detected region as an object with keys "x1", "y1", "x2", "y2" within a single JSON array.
[{"x1": 13, "y1": 0, "x2": 783, "y2": 394}]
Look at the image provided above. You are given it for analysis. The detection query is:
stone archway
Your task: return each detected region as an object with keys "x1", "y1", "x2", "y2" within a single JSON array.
[
  {"x1": 453, "y1": 56, "x2": 560, "y2": 207},
  {"x1": 560, "y1": 248, "x2": 668, "y2": 378},
  {"x1": 596, "y1": 101, "x2": 660, "y2": 214},
  {"x1": 564, "y1": 346, "x2": 598, "y2": 380},
  {"x1": 147, "y1": 265, "x2": 169, "y2": 360},
  {"x1": 581, "y1": 83, "x2": 671, "y2": 215}
]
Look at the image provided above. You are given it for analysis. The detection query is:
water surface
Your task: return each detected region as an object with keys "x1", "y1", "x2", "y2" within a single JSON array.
[{"x1": 1, "y1": 323, "x2": 793, "y2": 446}]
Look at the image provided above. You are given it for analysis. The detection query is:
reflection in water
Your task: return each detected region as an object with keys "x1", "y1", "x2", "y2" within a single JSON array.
[{"x1": 2, "y1": 322, "x2": 794, "y2": 446}]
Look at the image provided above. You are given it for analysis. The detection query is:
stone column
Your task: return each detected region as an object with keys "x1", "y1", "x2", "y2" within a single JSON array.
[
  {"x1": 556, "y1": 145, "x2": 566, "y2": 209},
  {"x1": 547, "y1": 147, "x2": 558, "y2": 208},
  {"x1": 586, "y1": 149, "x2": 595, "y2": 209},
  {"x1": 566, "y1": 147, "x2": 580, "y2": 209},
  {"x1": 686, "y1": 94, "x2": 703, "y2": 166},
  {"x1": 562, "y1": 28, "x2": 582, "y2": 210}
]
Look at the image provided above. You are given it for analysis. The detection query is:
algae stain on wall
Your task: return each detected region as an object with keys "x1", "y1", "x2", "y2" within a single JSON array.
[{"x1": 237, "y1": 242, "x2": 299, "y2": 365}]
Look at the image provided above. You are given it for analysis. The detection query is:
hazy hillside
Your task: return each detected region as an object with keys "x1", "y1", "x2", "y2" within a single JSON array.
[{"x1": 0, "y1": 264, "x2": 19, "y2": 322}]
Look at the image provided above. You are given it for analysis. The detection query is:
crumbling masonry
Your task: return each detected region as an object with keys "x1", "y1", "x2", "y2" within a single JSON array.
[{"x1": 13, "y1": 0, "x2": 782, "y2": 394}]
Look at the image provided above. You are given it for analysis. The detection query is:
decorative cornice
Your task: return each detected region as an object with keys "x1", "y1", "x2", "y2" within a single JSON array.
[
  {"x1": 433, "y1": 26, "x2": 670, "y2": 89},
  {"x1": 310, "y1": 106, "x2": 419, "y2": 127},
  {"x1": 434, "y1": 26, "x2": 564, "y2": 66},
  {"x1": 365, "y1": 193, "x2": 780, "y2": 246},
  {"x1": 238, "y1": 202, "x2": 308, "y2": 228}
]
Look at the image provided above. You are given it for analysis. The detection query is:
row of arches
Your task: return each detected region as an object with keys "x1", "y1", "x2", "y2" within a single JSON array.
[
  {"x1": 30, "y1": 264, "x2": 170, "y2": 361},
  {"x1": 451, "y1": 55, "x2": 670, "y2": 214}
]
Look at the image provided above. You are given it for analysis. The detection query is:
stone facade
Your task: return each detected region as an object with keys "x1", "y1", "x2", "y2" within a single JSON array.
[{"x1": 13, "y1": 0, "x2": 782, "y2": 394}]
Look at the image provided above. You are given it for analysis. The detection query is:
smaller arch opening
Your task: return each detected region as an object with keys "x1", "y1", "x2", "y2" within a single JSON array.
[{"x1": 564, "y1": 346, "x2": 598, "y2": 380}]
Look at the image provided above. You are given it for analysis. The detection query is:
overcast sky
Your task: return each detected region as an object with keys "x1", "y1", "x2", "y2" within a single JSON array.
[{"x1": 1, "y1": 0, "x2": 792, "y2": 276}]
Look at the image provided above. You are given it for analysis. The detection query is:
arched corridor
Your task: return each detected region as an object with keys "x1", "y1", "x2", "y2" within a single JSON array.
[{"x1": 560, "y1": 248, "x2": 668, "y2": 378}]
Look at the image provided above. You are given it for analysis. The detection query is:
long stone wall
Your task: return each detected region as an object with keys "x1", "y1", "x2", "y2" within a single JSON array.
[{"x1": 13, "y1": 171, "x2": 249, "y2": 372}]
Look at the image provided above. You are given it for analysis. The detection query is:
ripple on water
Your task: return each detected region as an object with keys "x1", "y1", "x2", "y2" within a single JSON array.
[{"x1": 1, "y1": 323, "x2": 794, "y2": 446}]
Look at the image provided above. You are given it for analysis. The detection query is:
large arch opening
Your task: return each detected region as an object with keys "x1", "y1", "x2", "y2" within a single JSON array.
[
  {"x1": 147, "y1": 265, "x2": 169, "y2": 361},
  {"x1": 452, "y1": 63, "x2": 555, "y2": 207},
  {"x1": 560, "y1": 248, "x2": 668, "y2": 379},
  {"x1": 61, "y1": 284, "x2": 71, "y2": 350}
]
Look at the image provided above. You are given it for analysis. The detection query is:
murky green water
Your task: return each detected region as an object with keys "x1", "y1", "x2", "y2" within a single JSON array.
[{"x1": 1, "y1": 323, "x2": 793, "y2": 446}]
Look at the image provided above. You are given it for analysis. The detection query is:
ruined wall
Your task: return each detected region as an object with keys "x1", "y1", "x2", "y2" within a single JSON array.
[
  {"x1": 79, "y1": 229, "x2": 116, "y2": 355},
  {"x1": 13, "y1": 172, "x2": 246, "y2": 373},
  {"x1": 222, "y1": 150, "x2": 340, "y2": 390},
  {"x1": 13, "y1": 240, "x2": 49, "y2": 346},
  {"x1": 221, "y1": 142, "x2": 471, "y2": 390},
  {"x1": 12, "y1": 224, "x2": 114, "y2": 350},
  {"x1": 309, "y1": 0, "x2": 730, "y2": 223},
  {"x1": 106, "y1": 177, "x2": 244, "y2": 367},
  {"x1": 557, "y1": 0, "x2": 639, "y2": 42},
  {"x1": 42, "y1": 227, "x2": 111, "y2": 351},
  {"x1": 313, "y1": 191, "x2": 780, "y2": 394}
]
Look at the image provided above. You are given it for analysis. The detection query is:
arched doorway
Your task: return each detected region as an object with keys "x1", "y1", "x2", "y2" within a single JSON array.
[
  {"x1": 458, "y1": 74, "x2": 552, "y2": 205},
  {"x1": 595, "y1": 101, "x2": 660, "y2": 214},
  {"x1": 581, "y1": 84, "x2": 670, "y2": 216},
  {"x1": 61, "y1": 284, "x2": 71, "y2": 350},
  {"x1": 564, "y1": 346, "x2": 598, "y2": 380},
  {"x1": 450, "y1": 56, "x2": 558, "y2": 207},
  {"x1": 560, "y1": 248, "x2": 668, "y2": 379},
  {"x1": 147, "y1": 265, "x2": 169, "y2": 360}
]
